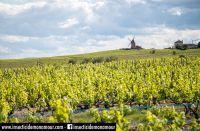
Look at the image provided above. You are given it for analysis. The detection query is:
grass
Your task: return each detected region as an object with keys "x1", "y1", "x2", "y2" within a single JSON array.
[
  {"x1": 71, "y1": 111, "x2": 94, "y2": 123},
  {"x1": 70, "y1": 109, "x2": 145, "y2": 124},
  {"x1": 0, "y1": 48, "x2": 200, "y2": 68}
]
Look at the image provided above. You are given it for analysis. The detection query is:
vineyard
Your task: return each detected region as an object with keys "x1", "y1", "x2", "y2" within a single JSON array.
[{"x1": 0, "y1": 56, "x2": 200, "y2": 130}]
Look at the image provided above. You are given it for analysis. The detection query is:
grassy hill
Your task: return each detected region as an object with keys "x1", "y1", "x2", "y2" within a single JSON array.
[{"x1": 0, "y1": 48, "x2": 200, "y2": 68}]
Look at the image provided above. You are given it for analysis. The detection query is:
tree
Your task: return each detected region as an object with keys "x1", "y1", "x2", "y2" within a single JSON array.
[{"x1": 176, "y1": 44, "x2": 187, "y2": 50}]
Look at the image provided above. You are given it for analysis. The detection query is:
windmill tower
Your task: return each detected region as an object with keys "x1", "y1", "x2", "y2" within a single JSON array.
[{"x1": 128, "y1": 36, "x2": 136, "y2": 49}]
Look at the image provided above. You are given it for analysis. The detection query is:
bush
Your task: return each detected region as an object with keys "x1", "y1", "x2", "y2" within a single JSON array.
[
  {"x1": 92, "y1": 57, "x2": 104, "y2": 64},
  {"x1": 179, "y1": 55, "x2": 185, "y2": 58},
  {"x1": 68, "y1": 59, "x2": 77, "y2": 64},
  {"x1": 50, "y1": 99, "x2": 71, "y2": 123},
  {"x1": 175, "y1": 44, "x2": 187, "y2": 50},
  {"x1": 82, "y1": 58, "x2": 92, "y2": 64},
  {"x1": 150, "y1": 50, "x2": 156, "y2": 54},
  {"x1": 105, "y1": 56, "x2": 118, "y2": 62},
  {"x1": 136, "y1": 107, "x2": 187, "y2": 131},
  {"x1": 25, "y1": 114, "x2": 43, "y2": 123},
  {"x1": 198, "y1": 42, "x2": 200, "y2": 48},
  {"x1": 90, "y1": 108, "x2": 129, "y2": 130},
  {"x1": 172, "y1": 51, "x2": 176, "y2": 55},
  {"x1": 81, "y1": 56, "x2": 118, "y2": 64}
]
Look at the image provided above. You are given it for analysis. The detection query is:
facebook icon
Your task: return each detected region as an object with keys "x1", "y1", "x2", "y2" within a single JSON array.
[{"x1": 67, "y1": 124, "x2": 73, "y2": 129}]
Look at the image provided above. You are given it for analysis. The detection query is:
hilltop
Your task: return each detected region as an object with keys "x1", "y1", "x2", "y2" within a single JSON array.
[{"x1": 0, "y1": 48, "x2": 200, "y2": 68}]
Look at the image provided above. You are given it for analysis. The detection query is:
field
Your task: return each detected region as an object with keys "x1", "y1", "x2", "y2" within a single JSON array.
[{"x1": 0, "y1": 49, "x2": 200, "y2": 130}]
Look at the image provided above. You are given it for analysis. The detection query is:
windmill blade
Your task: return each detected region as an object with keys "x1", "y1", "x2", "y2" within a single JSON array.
[
  {"x1": 128, "y1": 43, "x2": 131, "y2": 47},
  {"x1": 128, "y1": 37, "x2": 132, "y2": 41}
]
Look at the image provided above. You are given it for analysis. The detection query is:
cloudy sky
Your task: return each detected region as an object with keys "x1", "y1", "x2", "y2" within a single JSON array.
[{"x1": 0, "y1": 0, "x2": 200, "y2": 59}]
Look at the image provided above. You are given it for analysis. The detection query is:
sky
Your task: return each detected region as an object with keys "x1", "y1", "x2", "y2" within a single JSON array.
[{"x1": 0, "y1": 0, "x2": 200, "y2": 59}]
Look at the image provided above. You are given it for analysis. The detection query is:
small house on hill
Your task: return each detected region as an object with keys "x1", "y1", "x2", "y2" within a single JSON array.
[
  {"x1": 174, "y1": 40, "x2": 183, "y2": 47},
  {"x1": 184, "y1": 44, "x2": 198, "y2": 49},
  {"x1": 174, "y1": 40, "x2": 198, "y2": 49}
]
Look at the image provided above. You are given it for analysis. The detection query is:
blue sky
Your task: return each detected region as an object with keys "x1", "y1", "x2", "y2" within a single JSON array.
[{"x1": 0, "y1": 0, "x2": 200, "y2": 59}]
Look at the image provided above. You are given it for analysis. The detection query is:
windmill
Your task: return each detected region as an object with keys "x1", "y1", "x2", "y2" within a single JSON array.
[{"x1": 128, "y1": 36, "x2": 136, "y2": 49}]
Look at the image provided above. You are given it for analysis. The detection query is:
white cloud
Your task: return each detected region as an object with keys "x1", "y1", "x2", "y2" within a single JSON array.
[
  {"x1": 165, "y1": 6, "x2": 200, "y2": 16},
  {"x1": 167, "y1": 7, "x2": 183, "y2": 16},
  {"x1": 81, "y1": 26, "x2": 91, "y2": 31},
  {"x1": 21, "y1": 48, "x2": 41, "y2": 54},
  {"x1": 93, "y1": 1, "x2": 105, "y2": 10},
  {"x1": 86, "y1": 36, "x2": 128, "y2": 48},
  {"x1": 125, "y1": 0, "x2": 146, "y2": 5},
  {"x1": 135, "y1": 26, "x2": 200, "y2": 48},
  {"x1": 0, "y1": 1, "x2": 199, "y2": 59},
  {"x1": 0, "y1": 35, "x2": 31, "y2": 43},
  {"x1": 151, "y1": 0, "x2": 163, "y2": 2},
  {"x1": 0, "y1": 1, "x2": 47, "y2": 15},
  {"x1": 0, "y1": 45, "x2": 10, "y2": 54},
  {"x1": 52, "y1": 0, "x2": 106, "y2": 23},
  {"x1": 84, "y1": 26, "x2": 200, "y2": 50},
  {"x1": 1, "y1": 26, "x2": 199, "y2": 59},
  {"x1": 58, "y1": 18, "x2": 79, "y2": 29},
  {"x1": 16, "y1": 48, "x2": 52, "y2": 58}
]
